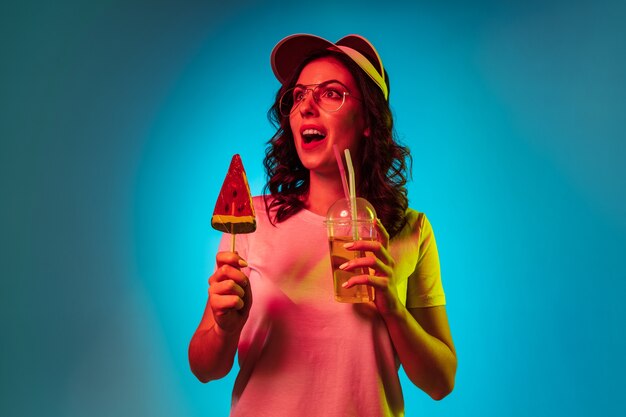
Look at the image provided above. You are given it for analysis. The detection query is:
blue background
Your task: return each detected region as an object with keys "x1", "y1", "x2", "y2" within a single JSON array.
[{"x1": 2, "y1": 0, "x2": 625, "y2": 416}]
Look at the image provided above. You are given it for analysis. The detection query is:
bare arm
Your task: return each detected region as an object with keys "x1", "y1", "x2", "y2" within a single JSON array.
[
  {"x1": 381, "y1": 305, "x2": 456, "y2": 400},
  {"x1": 342, "y1": 220, "x2": 456, "y2": 399},
  {"x1": 188, "y1": 252, "x2": 252, "y2": 382}
]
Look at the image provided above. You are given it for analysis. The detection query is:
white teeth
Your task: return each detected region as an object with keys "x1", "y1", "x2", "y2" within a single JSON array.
[{"x1": 302, "y1": 129, "x2": 325, "y2": 136}]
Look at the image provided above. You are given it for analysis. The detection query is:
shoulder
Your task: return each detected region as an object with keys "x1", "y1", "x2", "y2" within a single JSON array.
[
  {"x1": 251, "y1": 194, "x2": 299, "y2": 225},
  {"x1": 252, "y1": 195, "x2": 267, "y2": 214},
  {"x1": 251, "y1": 195, "x2": 272, "y2": 227},
  {"x1": 403, "y1": 208, "x2": 425, "y2": 231},
  {"x1": 400, "y1": 208, "x2": 436, "y2": 243}
]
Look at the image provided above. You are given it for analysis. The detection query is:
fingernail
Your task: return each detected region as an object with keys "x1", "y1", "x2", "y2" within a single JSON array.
[
  {"x1": 342, "y1": 281, "x2": 349, "y2": 288},
  {"x1": 339, "y1": 262, "x2": 349, "y2": 270},
  {"x1": 343, "y1": 242, "x2": 354, "y2": 249},
  {"x1": 238, "y1": 259, "x2": 248, "y2": 267}
]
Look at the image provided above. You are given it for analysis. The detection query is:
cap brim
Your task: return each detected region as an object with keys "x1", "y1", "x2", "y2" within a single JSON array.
[
  {"x1": 336, "y1": 35, "x2": 384, "y2": 78},
  {"x1": 270, "y1": 33, "x2": 388, "y2": 100}
]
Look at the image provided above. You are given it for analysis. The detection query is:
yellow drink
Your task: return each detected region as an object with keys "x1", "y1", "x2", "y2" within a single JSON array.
[{"x1": 329, "y1": 236, "x2": 375, "y2": 303}]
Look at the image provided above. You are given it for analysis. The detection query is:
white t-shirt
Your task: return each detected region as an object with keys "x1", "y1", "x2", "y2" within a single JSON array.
[{"x1": 218, "y1": 196, "x2": 446, "y2": 417}]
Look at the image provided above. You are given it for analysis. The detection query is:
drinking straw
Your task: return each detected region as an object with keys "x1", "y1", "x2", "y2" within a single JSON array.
[
  {"x1": 343, "y1": 149, "x2": 359, "y2": 240},
  {"x1": 332, "y1": 144, "x2": 350, "y2": 201}
]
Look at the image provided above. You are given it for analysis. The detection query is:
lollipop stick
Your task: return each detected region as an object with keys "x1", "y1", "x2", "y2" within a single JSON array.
[{"x1": 230, "y1": 202, "x2": 236, "y2": 252}]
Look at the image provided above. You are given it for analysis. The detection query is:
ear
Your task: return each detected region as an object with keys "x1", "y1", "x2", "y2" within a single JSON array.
[{"x1": 363, "y1": 127, "x2": 371, "y2": 138}]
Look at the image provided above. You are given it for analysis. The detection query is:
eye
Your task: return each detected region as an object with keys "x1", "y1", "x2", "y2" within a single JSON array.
[
  {"x1": 320, "y1": 86, "x2": 344, "y2": 100},
  {"x1": 293, "y1": 88, "x2": 306, "y2": 102}
]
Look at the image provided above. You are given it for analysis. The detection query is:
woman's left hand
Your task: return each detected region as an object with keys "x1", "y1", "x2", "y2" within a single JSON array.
[{"x1": 340, "y1": 218, "x2": 401, "y2": 315}]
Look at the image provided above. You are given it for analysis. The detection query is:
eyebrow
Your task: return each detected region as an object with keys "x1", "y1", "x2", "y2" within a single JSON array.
[{"x1": 293, "y1": 79, "x2": 349, "y2": 89}]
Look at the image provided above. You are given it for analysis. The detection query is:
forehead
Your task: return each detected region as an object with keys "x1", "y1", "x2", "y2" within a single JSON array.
[{"x1": 295, "y1": 56, "x2": 358, "y2": 90}]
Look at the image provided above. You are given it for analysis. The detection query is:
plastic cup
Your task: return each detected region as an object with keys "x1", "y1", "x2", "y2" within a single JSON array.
[{"x1": 325, "y1": 197, "x2": 377, "y2": 303}]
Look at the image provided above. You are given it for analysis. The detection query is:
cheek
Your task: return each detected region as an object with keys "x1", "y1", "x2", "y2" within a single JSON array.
[
  {"x1": 335, "y1": 112, "x2": 364, "y2": 138},
  {"x1": 288, "y1": 116, "x2": 297, "y2": 133}
]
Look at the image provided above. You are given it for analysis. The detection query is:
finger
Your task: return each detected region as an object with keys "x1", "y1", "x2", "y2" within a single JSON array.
[
  {"x1": 209, "y1": 264, "x2": 249, "y2": 288},
  {"x1": 209, "y1": 279, "x2": 245, "y2": 299},
  {"x1": 241, "y1": 280, "x2": 253, "y2": 314},
  {"x1": 211, "y1": 294, "x2": 245, "y2": 311},
  {"x1": 342, "y1": 240, "x2": 394, "y2": 268},
  {"x1": 216, "y1": 251, "x2": 248, "y2": 269},
  {"x1": 374, "y1": 218, "x2": 390, "y2": 248},
  {"x1": 339, "y1": 256, "x2": 393, "y2": 277},
  {"x1": 342, "y1": 274, "x2": 388, "y2": 289}
]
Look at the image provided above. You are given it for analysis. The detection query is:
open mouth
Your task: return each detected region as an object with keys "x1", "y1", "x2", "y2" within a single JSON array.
[{"x1": 302, "y1": 128, "x2": 327, "y2": 144}]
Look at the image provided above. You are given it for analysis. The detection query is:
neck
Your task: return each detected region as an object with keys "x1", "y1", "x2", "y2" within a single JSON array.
[{"x1": 304, "y1": 171, "x2": 348, "y2": 216}]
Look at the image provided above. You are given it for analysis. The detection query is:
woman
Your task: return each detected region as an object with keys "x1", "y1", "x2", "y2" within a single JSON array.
[{"x1": 189, "y1": 34, "x2": 457, "y2": 417}]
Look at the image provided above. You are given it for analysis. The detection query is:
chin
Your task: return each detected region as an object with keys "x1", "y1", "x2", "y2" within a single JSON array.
[
  {"x1": 302, "y1": 158, "x2": 337, "y2": 175},
  {"x1": 295, "y1": 142, "x2": 337, "y2": 173},
  {"x1": 299, "y1": 158, "x2": 321, "y2": 171}
]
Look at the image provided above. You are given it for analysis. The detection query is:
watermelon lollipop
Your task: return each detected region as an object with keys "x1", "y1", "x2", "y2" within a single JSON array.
[{"x1": 211, "y1": 155, "x2": 256, "y2": 251}]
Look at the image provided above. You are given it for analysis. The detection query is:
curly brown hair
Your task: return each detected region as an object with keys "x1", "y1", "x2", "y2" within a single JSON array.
[{"x1": 263, "y1": 50, "x2": 412, "y2": 238}]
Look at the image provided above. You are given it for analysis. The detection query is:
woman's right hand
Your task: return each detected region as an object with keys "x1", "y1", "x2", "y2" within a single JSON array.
[{"x1": 209, "y1": 251, "x2": 252, "y2": 336}]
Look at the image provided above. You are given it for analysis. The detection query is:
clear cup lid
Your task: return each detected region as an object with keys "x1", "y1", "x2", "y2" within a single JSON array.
[{"x1": 325, "y1": 197, "x2": 376, "y2": 223}]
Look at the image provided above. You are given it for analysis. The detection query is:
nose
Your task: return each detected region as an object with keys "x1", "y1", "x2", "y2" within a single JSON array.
[{"x1": 298, "y1": 89, "x2": 318, "y2": 116}]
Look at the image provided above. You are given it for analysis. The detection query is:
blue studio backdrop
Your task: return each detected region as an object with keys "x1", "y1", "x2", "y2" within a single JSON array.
[{"x1": 2, "y1": 1, "x2": 625, "y2": 416}]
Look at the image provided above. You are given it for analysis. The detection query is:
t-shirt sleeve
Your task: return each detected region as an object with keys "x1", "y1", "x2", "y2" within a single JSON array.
[{"x1": 405, "y1": 213, "x2": 446, "y2": 308}]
